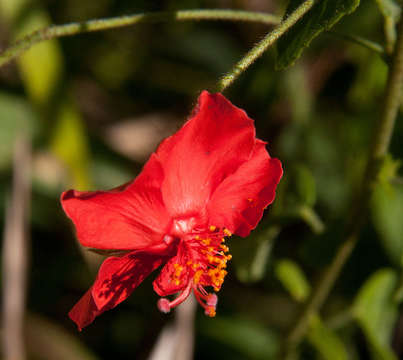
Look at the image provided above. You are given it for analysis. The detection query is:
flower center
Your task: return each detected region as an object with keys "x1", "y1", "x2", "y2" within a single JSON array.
[{"x1": 157, "y1": 225, "x2": 232, "y2": 317}]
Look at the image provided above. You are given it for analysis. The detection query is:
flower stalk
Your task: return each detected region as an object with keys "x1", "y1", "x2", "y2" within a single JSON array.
[
  {"x1": 0, "y1": 9, "x2": 280, "y2": 68},
  {"x1": 282, "y1": 17, "x2": 403, "y2": 359},
  {"x1": 217, "y1": 0, "x2": 316, "y2": 92}
]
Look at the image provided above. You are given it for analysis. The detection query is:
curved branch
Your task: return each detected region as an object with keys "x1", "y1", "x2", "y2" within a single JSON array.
[
  {"x1": 0, "y1": 9, "x2": 280, "y2": 68},
  {"x1": 217, "y1": 0, "x2": 316, "y2": 92}
]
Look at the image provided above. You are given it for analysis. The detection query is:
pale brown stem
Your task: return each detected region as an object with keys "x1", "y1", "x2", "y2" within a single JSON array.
[
  {"x1": 173, "y1": 297, "x2": 197, "y2": 360},
  {"x1": 2, "y1": 136, "x2": 31, "y2": 360}
]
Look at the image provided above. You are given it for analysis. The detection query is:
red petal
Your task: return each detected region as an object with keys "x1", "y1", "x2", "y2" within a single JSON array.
[
  {"x1": 61, "y1": 154, "x2": 170, "y2": 250},
  {"x1": 69, "y1": 288, "x2": 102, "y2": 331},
  {"x1": 91, "y1": 251, "x2": 164, "y2": 310},
  {"x1": 207, "y1": 140, "x2": 283, "y2": 236},
  {"x1": 69, "y1": 251, "x2": 164, "y2": 330},
  {"x1": 155, "y1": 91, "x2": 256, "y2": 219},
  {"x1": 153, "y1": 247, "x2": 191, "y2": 297}
]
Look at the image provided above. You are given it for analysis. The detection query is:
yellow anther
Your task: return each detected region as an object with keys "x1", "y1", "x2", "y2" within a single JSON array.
[
  {"x1": 195, "y1": 235, "x2": 200, "y2": 240},
  {"x1": 209, "y1": 225, "x2": 216, "y2": 231},
  {"x1": 174, "y1": 263, "x2": 179, "y2": 268},
  {"x1": 193, "y1": 270, "x2": 203, "y2": 284},
  {"x1": 207, "y1": 255, "x2": 216, "y2": 264},
  {"x1": 202, "y1": 239, "x2": 211, "y2": 245},
  {"x1": 223, "y1": 229, "x2": 232, "y2": 236},
  {"x1": 220, "y1": 245, "x2": 229, "y2": 252},
  {"x1": 186, "y1": 260, "x2": 192, "y2": 265},
  {"x1": 226, "y1": 254, "x2": 232, "y2": 260},
  {"x1": 206, "y1": 307, "x2": 216, "y2": 317},
  {"x1": 175, "y1": 280, "x2": 180, "y2": 286}
]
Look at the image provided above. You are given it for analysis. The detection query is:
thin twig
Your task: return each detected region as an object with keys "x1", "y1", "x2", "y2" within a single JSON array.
[
  {"x1": 2, "y1": 135, "x2": 31, "y2": 360},
  {"x1": 0, "y1": 9, "x2": 280, "y2": 68},
  {"x1": 327, "y1": 30, "x2": 386, "y2": 57},
  {"x1": 217, "y1": 0, "x2": 316, "y2": 92},
  {"x1": 282, "y1": 17, "x2": 403, "y2": 359}
]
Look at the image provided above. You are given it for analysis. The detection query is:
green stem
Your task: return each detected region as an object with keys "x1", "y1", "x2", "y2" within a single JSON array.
[
  {"x1": 282, "y1": 18, "x2": 403, "y2": 359},
  {"x1": 0, "y1": 9, "x2": 280, "y2": 68},
  {"x1": 327, "y1": 31, "x2": 386, "y2": 57},
  {"x1": 384, "y1": 17, "x2": 397, "y2": 55},
  {"x1": 217, "y1": 0, "x2": 316, "y2": 92}
]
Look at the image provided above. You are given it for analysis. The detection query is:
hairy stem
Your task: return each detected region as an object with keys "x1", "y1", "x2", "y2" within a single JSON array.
[
  {"x1": 282, "y1": 18, "x2": 403, "y2": 358},
  {"x1": 217, "y1": 0, "x2": 316, "y2": 92},
  {"x1": 0, "y1": 9, "x2": 280, "y2": 68}
]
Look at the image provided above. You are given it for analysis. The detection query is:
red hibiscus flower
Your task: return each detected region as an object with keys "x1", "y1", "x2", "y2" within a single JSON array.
[{"x1": 61, "y1": 91, "x2": 283, "y2": 330}]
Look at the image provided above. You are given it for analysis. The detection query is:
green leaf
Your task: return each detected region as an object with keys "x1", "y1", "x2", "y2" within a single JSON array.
[
  {"x1": 371, "y1": 157, "x2": 403, "y2": 266},
  {"x1": 275, "y1": 259, "x2": 311, "y2": 302},
  {"x1": 0, "y1": 0, "x2": 30, "y2": 23},
  {"x1": 0, "y1": 93, "x2": 36, "y2": 170},
  {"x1": 353, "y1": 269, "x2": 399, "y2": 360},
  {"x1": 50, "y1": 101, "x2": 92, "y2": 190},
  {"x1": 232, "y1": 226, "x2": 280, "y2": 283},
  {"x1": 276, "y1": 0, "x2": 361, "y2": 69},
  {"x1": 199, "y1": 316, "x2": 278, "y2": 359},
  {"x1": 394, "y1": 278, "x2": 403, "y2": 303},
  {"x1": 16, "y1": 10, "x2": 63, "y2": 105},
  {"x1": 308, "y1": 315, "x2": 348, "y2": 360}
]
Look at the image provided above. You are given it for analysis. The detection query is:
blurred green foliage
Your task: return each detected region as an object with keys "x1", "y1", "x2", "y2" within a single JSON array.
[
  {"x1": 16, "y1": 10, "x2": 63, "y2": 106},
  {"x1": 353, "y1": 269, "x2": 399, "y2": 360},
  {"x1": 0, "y1": 0, "x2": 403, "y2": 359},
  {"x1": 307, "y1": 316, "x2": 348, "y2": 360},
  {"x1": 0, "y1": 93, "x2": 36, "y2": 169},
  {"x1": 371, "y1": 157, "x2": 403, "y2": 266},
  {"x1": 275, "y1": 258, "x2": 310, "y2": 302}
]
